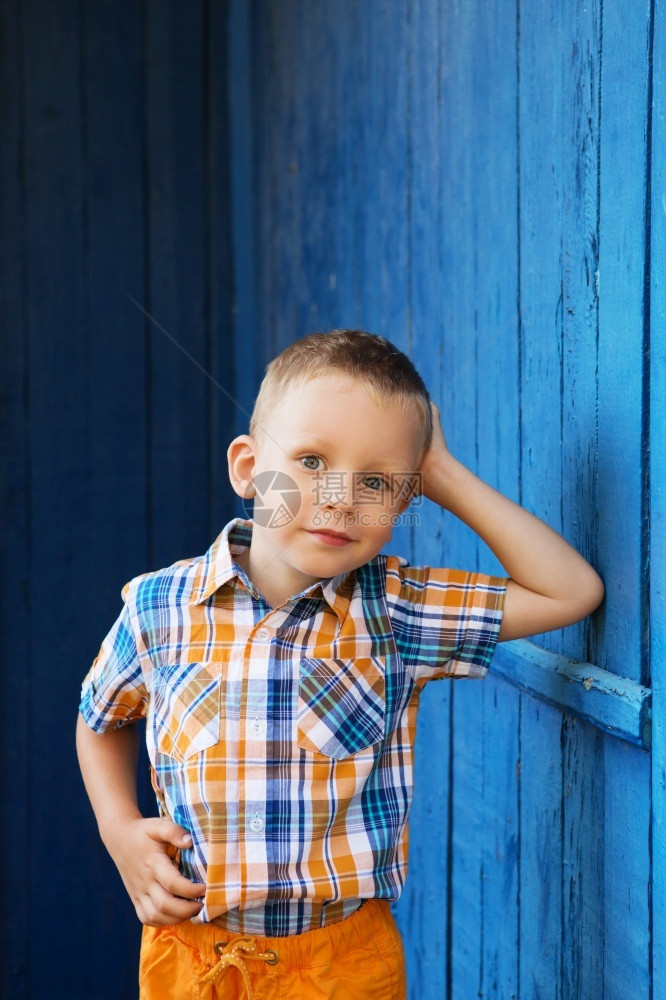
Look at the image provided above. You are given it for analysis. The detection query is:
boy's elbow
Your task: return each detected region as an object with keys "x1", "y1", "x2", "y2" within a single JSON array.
[{"x1": 576, "y1": 566, "x2": 605, "y2": 619}]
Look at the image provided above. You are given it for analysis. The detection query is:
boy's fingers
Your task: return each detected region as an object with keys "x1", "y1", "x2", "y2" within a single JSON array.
[
  {"x1": 142, "y1": 885, "x2": 204, "y2": 926},
  {"x1": 154, "y1": 854, "x2": 206, "y2": 898},
  {"x1": 147, "y1": 817, "x2": 194, "y2": 849}
]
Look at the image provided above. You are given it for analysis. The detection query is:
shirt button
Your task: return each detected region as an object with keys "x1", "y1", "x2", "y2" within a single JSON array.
[
  {"x1": 251, "y1": 719, "x2": 265, "y2": 735},
  {"x1": 249, "y1": 813, "x2": 265, "y2": 833},
  {"x1": 256, "y1": 626, "x2": 271, "y2": 643}
]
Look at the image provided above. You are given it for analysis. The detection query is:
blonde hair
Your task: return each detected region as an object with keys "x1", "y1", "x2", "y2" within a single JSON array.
[{"x1": 250, "y1": 329, "x2": 433, "y2": 461}]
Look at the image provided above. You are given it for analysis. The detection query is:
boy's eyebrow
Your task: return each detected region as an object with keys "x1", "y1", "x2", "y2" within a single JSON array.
[
  {"x1": 289, "y1": 436, "x2": 413, "y2": 471},
  {"x1": 289, "y1": 435, "x2": 333, "y2": 449}
]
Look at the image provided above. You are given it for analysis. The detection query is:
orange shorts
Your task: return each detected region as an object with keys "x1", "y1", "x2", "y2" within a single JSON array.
[{"x1": 139, "y1": 899, "x2": 406, "y2": 1000}]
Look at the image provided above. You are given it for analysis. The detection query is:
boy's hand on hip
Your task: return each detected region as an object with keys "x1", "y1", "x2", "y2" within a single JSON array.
[{"x1": 104, "y1": 815, "x2": 206, "y2": 926}]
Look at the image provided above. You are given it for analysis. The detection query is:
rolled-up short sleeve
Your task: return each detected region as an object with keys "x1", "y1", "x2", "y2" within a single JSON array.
[
  {"x1": 385, "y1": 560, "x2": 507, "y2": 685},
  {"x1": 79, "y1": 582, "x2": 148, "y2": 731}
]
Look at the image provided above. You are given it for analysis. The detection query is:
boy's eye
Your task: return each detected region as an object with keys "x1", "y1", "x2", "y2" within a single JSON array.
[
  {"x1": 300, "y1": 455, "x2": 323, "y2": 471},
  {"x1": 362, "y1": 474, "x2": 388, "y2": 492}
]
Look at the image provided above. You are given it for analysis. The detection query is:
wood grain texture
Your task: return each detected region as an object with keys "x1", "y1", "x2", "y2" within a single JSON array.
[
  {"x1": 0, "y1": 0, "x2": 31, "y2": 989},
  {"x1": 21, "y1": 3, "x2": 92, "y2": 993},
  {"x1": 244, "y1": 2, "x2": 653, "y2": 998},
  {"x1": 0, "y1": 1, "x2": 234, "y2": 995},
  {"x1": 517, "y1": 2, "x2": 569, "y2": 995},
  {"x1": 80, "y1": 2, "x2": 150, "y2": 992},
  {"x1": 650, "y1": 1, "x2": 666, "y2": 995},
  {"x1": 393, "y1": 5, "x2": 450, "y2": 995},
  {"x1": 144, "y1": 0, "x2": 213, "y2": 568},
  {"x1": 596, "y1": 3, "x2": 653, "y2": 996},
  {"x1": 229, "y1": 0, "x2": 259, "y2": 442}
]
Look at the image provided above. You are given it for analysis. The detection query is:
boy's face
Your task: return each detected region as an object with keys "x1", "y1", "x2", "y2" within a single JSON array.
[{"x1": 228, "y1": 374, "x2": 424, "y2": 607}]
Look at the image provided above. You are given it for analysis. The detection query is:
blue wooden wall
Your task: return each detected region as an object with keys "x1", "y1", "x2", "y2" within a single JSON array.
[
  {"x1": 0, "y1": 1, "x2": 662, "y2": 998},
  {"x1": 0, "y1": 2, "x2": 236, "y2": 996}
]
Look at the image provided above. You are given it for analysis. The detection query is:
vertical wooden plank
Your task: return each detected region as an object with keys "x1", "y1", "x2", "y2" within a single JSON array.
[
  {"x1": 651, "y1": 1, "x2": 666, "y2": 995},
  {"x1": 558, "y1": 6, "x2": 605, "y2": 998},
  {"x1": 598, "y1": 2, "x2": 652, "y2": 998},
  {"x1": 144, "y1": 0, "x2": 211, "y2": 568},
  {"x1": 517, "y1": 1, "x2": 566, "y2": 994},
  {"x1": 20, "y1": 1, "x2": 90, "y2": 993},
  {"x1": 229, "y1": 0, "x2": 259, "y2": 440},
  {"x1": 363, "y1": 0, "x2": 410, "y2": 349},
  {"x1": 438, "y1": 1, "x2": 484, "y2": 989},
  {"x1": 0, "y1": 1, "x2": 30, "y2": 992},
  {"x1": 597, "y1": 6, "x2": 650, "y2": 685},
  {"x1": 559, "y1": 0, "x2": 602, "y2": 663},
  {"x1": 329, "y1": 0, "x2": 363, "y2": 329},
  {"x1": 251, "y1": 0, "x2": 312, "y2": 359},
  {"x1": 393, "y1": 2, "x2": 450, "y2": 995},
  {"x1": 79, "y1": 1, "x2": 149, "y2": 993},
  {"x1": 249, "y1": 1, "x2": 282, "y2": 368},
  {"x1": 603, "y1": 742, "x2": 651, "y2": 1000},
  {"x1": 443, "y1": 0, "x2": 522, "y2": 995},
  {"x1": 469, "y1": 0, "x2": 521, "y2": 994},
  {"x1": 290, "y1": 1, "x2": 346, "y2": 337},
  {"x1": 205, "y1": 0, "x2": 237, "y2": 526},
  {"x1": 434, "y1": 2, "x2": 506, "y2": 996}
]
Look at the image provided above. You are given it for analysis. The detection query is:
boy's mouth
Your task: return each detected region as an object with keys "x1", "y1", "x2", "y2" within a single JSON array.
[{"x1": 307, "y1": 528, "x2": 353, "y2": 547}]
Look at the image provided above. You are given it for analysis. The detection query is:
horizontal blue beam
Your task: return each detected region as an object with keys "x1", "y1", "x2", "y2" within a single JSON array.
[{"x1": 492, "y1": 640, "x2": 651, "y2": 750}]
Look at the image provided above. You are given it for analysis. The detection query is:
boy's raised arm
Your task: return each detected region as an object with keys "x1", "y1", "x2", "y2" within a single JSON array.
[
  {"x1": 419, "y1": 404, "x2": 605, "y2": 642},
  {"x1": 76, "y1": 715, "x2": 205, "y2": 925}
]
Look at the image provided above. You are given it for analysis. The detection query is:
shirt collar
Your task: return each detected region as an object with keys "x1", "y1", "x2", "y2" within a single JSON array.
[{"x1": 190, "y1": 517, "x2": 354, "y2": 625}]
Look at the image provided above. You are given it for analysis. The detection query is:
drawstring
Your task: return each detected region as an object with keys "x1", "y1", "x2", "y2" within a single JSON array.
[{"x1": 202, "y1": 935, "x2": 279, "y2": 998}]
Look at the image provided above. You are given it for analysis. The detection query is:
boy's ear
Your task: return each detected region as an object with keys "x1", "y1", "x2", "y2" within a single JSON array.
[{"x1": 227, "y1": 435, "x2": 257, "y2": 499}]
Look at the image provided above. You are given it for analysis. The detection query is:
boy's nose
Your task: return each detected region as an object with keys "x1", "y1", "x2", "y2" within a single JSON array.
[{"x1": 313, "y1": 471, "x2": 355, "y2": 510}]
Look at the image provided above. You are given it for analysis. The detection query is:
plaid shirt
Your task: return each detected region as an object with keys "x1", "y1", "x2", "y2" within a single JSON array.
[{"x1": 80, "y1": 518, "x2": 506, "y2": 937}]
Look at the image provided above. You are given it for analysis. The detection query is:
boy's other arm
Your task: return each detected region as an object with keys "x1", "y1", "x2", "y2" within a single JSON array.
[
  {"x1": 420, "y1": 405, "x2": 605, "y2": 642},
  {"x1": 76, "y1": 714, "x2": 205, "y2": 925}
]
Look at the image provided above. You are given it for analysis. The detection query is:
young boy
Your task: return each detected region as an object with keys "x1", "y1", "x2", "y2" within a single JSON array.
[{"x1": 77, "y1": 329, "x2": 604, "y2": 999}]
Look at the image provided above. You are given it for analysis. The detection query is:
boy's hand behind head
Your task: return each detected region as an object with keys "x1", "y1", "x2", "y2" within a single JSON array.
[{"x1": 419, "y1": 402, "x2": 455, "y2": 505}]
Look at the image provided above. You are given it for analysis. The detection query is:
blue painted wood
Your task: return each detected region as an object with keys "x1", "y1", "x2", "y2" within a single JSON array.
[
  {"x1": 0, "y1": 2, "x2": 234, "y2": 996},
  {"x1": 558, "y1": 8, "x2": 606, "y2": 996},
  {"x1": 21, "y1": 4, "x2": 92, "y2": 995},
  {"x1": 518, "y1": 2, "x2": 571, "y2": 996},
  {"x1": 597, "y1": 5, "x2": 653, "y2": 996},
  {"x1": 492, "y1": 641, "x2": 651, "y2": 748},
  {"x1": 650, "y1": 3, "x2": 666, "y2": 996},
  {"x1": 597, "y1": 0, "x2": 651, "y2": 686},
  {"x1": 394, "y1": 5, "x2": 450, "y2": 995},
  {"x1": 430, "y1": 4, "x2": 510, "y2": 995},
  {"x1": 80, "y1": 2, "x2": 151, "y2": 994},
  {"x1": 229, "y1": 0, "x2": 259, "y2": 440},
  {"x1": 0, "y1": 1, "x2": 31, "y2": 990},
  {"x1": 205, "y1": 0, "x2": 237, "y2": 527},
  {"x1": 1, "y1": 1, "x2": 659, "y2": 997},
  {"x1": 144, "y1": 0, "x2": 212, "y2": 568},
  {"x1": 603, "y1": 743, "x2": 651, "y2": 1000},
  {"x1": 441, "y1": 1, "x2": 522, "y2": 997}
]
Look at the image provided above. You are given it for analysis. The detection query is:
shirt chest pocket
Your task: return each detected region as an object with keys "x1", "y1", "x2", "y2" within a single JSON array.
[
  {"x1": 152, "y1": 661, "x2": 221, "y2": 762},
  {"x1": 297, "y1": 657, "x2": 386, "y2": 760}
]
